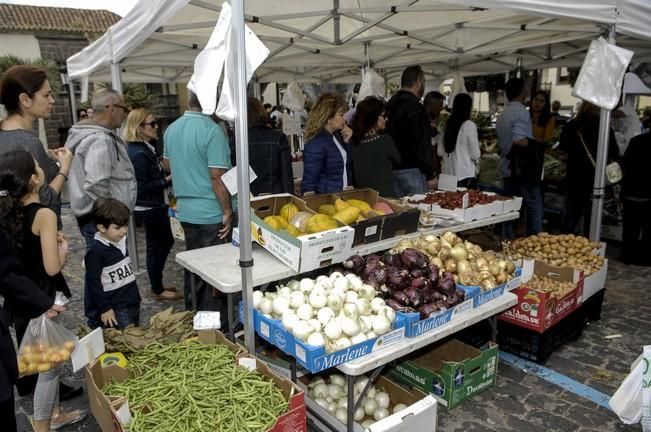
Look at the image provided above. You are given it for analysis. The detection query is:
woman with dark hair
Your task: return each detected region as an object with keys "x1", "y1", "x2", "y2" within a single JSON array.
[
  {"x1": 301, "y1": 93, "x2": 353, "y2": 194},
  {"x1": 351, "y1": 97, "x2": 401, "y2": 196},
  {"x1": 124, "y1": 109, "x2": 181, "y2": 301},
  {"x1": 246, "y1": 97, "x2": 294, "y2": 196},
  {"x1": 0, "y1": 65, "x2": 73, "y2": 224},
  {"x1": 530, "y1": 90, "x2": 555, "y2": 143},
  {"x1": 437, "y1": 93, "x2": 480, "y2": 188},
  {"x1": 0, "y1": 149, "x2": 84, "y2": 431},
  {"x1": 559, "y1": 101, "x2": 619, "y2": 235},
  {"x1": 0, "y1": 229, "x2": 63, "y2": 432}
]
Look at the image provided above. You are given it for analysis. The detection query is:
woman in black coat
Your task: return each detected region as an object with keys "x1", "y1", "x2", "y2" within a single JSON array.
[
  {"x1": 621, "y1": 131, "x2": 651, "y2": 265},
  {"x1": 124, "y1": 109, "x2": 181, "y2": 301},
  {"x1": 559, "y1": 101, "x2": 619, "y2": 236},
  {"x1": 0, "y1": 230, "x2": 61, "y2": 431},
  {"x1": 246, "y1": 97, "x2": 294, "y2": 196}
]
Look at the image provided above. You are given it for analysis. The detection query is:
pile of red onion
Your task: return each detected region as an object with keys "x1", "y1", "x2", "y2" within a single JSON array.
[{"x1": 343, "y1": 248, "x2": 465, "y2": 320}]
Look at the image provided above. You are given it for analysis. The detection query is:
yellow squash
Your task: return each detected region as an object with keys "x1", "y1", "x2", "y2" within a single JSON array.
[
  {"x1": 318, "y1": 204, "x2": 336, "y2": 216},
  {"x1": 279, "y1": 203, "x2": 300, "y2": 222},
  {"x1": 334, "y1": 198, "x2": 350, "y2": 212},
  {"x1": 306, "y1": 214, "x2": 338, "y2": 233},
  {"x1": 333, "y1": 206, "x2": 360, "y2": 225},
  {"x1": 346, "y1": 199, "x2": 372, "y2": 211}
]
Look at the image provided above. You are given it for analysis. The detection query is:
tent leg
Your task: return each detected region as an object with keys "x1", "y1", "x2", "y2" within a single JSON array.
[
  {"x1": 232, "y1": 0, "x2": 255, "y2": 354},
  {"x1": 111, "y1": 62, "x2": 142, "y2": 273},
  {"x1": 589, "y1": 25, "x2": 616, "y2": 242}
]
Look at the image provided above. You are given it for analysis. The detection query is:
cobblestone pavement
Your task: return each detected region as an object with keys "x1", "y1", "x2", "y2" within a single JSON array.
[{"x1": 13, "y1": 207, "x2": 648, "y2": 431}]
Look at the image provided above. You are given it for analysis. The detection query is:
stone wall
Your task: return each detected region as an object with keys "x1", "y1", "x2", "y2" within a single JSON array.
[{"x1": 36, "y1": 32, "x2": 90, "y2": 147}]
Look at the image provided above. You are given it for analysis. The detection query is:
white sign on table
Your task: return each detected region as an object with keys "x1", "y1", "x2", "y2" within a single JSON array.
[
  {"x1": 71, "y1": 327, "x2": 105, "y2": 372},
  {"x1": 438, "y1": 173, "x2": 458, "y2": 192},
  {"x1": 221, "y1": 165, "x2": 258, "y2": 196}
]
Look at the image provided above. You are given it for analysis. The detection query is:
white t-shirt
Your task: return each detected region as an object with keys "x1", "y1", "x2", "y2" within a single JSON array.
[
  {"x1": 333, "y1": 135, "x2": 349, "y2": 188},
  {"x1": 437, "y1": 120, "x2": 481, "y2": 181}
]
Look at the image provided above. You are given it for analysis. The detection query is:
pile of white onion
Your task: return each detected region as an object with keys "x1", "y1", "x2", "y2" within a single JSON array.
[
  {"x1": 307, "y1": 374, "x2": 407, "y2": 427},
  {"x1": 253, "y1": 272, "x2": 395, "y2": 353}
]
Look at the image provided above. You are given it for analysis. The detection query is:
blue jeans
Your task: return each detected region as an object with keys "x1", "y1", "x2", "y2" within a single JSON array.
[
  {"x1": 503, "y1": 177, "x2": 543, "y2": 238},
  {"x1": 78, "y1": 220, "x2": 97, "y2": 251},
  {"x1": 393, "y1": 168, "x2": 427, "y2": 197},
  {"x1": 180, "y1": 222, "x2": 229, "y2": 329},
  {"x1": 136, "y1": 208, "x2": 175, "y2": 294}
]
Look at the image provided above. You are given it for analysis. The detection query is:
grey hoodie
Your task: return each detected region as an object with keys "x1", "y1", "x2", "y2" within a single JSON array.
[{"x1": 65, "y1": 121, "x2": 137, "y2": 217}]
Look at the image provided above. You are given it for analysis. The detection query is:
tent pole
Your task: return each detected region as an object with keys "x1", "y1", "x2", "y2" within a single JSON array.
[
  {"x1": 232, "y1": 0, "x2": 255, "y2": 353},
  {"x1": 110, "y1": 62, "x2": 142, "y2": 274},
  {"x1": 333, "y1": 0, "x2": 341, "y2": 45},
  {"x1": 589, "y1": 25, "x2": 616, "y2": 242}
]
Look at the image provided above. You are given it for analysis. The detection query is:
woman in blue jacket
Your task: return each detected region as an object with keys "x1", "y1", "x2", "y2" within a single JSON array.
[
  {"x1": 301, "y1": 93, "x2": 353, "y2": 194},
  {"x1": 124, "y1": 109, "x2": 181, "y2": 301}
]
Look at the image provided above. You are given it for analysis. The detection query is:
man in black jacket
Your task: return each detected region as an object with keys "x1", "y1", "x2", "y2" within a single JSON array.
[
  {"x1": 0, "y1": 231, "x2": 63, "y2": 431},
  {"x1": 386, "y1": 65, "x2": 435, "y2": 197}
]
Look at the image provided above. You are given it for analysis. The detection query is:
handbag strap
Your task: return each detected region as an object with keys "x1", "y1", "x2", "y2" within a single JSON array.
[{"x1": 577, "y1": 130, "x2": 597, "y2": 168}]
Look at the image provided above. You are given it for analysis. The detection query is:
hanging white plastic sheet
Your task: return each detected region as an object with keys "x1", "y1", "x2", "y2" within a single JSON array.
[
  {"x1": 448, "y1": 71, "x2": 468, "y2": 108},
  {"x1": 572, "y1": 37, "x2": 634, "y2": 110},
  {"x1": 358, "y1": 67, "x2": 385, "y2": 100},
  {"x1": 281, "y1": 81, "x2": 306, "y2": 112},
  {"x1": 187, "y1": 2, "x2": 269, "y2": 121}
]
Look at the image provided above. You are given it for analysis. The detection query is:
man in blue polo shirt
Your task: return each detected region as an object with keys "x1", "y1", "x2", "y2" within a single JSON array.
[{"x1": 163, "y1": 91, "x2": 233, "y2": 317}]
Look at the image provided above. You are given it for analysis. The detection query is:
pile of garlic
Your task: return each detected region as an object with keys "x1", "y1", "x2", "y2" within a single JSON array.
[
  {"x1": 307, "y1": 374, "x2": 408, "y2": 427},
  {"x1": 253, "y1": 272, "x2": 395, "y2": 353}
]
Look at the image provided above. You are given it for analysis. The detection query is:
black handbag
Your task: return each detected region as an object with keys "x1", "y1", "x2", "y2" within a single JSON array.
[{"x1": 507, "y1": 138, "x2": 545, "y2": 185}]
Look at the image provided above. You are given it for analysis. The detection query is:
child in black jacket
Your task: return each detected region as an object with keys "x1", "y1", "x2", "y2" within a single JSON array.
[{"x1": 84, "y1": 198, "x2": 141, "y2": 329}]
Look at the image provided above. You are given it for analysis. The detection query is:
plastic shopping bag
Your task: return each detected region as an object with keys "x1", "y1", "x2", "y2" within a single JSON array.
[
  {"x1": 609, "y1": 350, "x2": 644, "y2": 424},
  {"x1": 572, "y1": 37, "x2": 634, "y2": 110},
  {"x1": 16, "y1": 314, "x2": 78, "y2": 377},
  {"x1": 358, "y1": 67, "x2": 385, "y2": 101},
  {"x1": 643, "y1": 346, "x2": 651, "y2": 431}
]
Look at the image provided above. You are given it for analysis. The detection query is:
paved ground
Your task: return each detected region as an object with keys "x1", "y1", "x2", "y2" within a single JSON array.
[{"x1": 13, "y1": 207, "x2": 647, "y2": 431}]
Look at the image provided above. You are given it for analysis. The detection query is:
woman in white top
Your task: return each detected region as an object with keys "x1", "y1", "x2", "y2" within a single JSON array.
[{"x1": 437, "y1": 93, "x2": 481, "y2": 188}]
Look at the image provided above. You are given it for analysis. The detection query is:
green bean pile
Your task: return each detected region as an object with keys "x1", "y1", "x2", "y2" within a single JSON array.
[{"x1": 104, "y1": 341, "x2": 289, "y2": 432}]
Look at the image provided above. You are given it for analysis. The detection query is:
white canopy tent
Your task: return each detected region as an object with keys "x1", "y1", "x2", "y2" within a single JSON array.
[
  {"x1": 67, "y1": 0, "x2": 651, "y2": 84},
  {"x1": 66, "y1": 0, "x2": 651, "y2": 351}
]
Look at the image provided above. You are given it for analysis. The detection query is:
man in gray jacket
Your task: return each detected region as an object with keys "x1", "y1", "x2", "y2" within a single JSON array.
[{"x1": 65, "y1": 89, "x2": 137, "y2": 246}]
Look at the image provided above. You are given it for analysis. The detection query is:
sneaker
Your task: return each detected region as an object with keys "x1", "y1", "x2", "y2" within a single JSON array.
[
  {"x1": 49, "y1": 409, "x2": 87, "y2": 430},
  {"x1": 153, "y1": 290, "x2": 183, "y2": 301}
]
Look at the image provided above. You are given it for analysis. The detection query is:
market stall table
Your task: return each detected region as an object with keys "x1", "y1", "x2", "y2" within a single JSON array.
[{"x1": 175, "y1": 212, "x2": 520, "y2": 341}]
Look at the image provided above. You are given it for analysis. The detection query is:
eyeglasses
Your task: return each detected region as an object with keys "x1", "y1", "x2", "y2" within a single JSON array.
[{"x1": 142, "y1": 121, "x2": 159, "y2": 128}]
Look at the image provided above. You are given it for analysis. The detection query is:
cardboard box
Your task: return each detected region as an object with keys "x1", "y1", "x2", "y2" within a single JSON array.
[
  {"x1": 456, "y1": 267, "x2": 522, "y2": 309},
  {"x1": 400, "y1": 295, "x2": 474, "y2": 338},
  {"x1": 411, "y1": 190, "x2": 503, "y2": 222},
  {"x1": 402, "y1": 194, "x2": 432, "y2": 211},
  {"x1": 388, "y1": 340, "x2": 498, "y2": 409},
  {"x1": 500, "y1": 196, "x2": 523, "y2": 213},
  {"x1": 86, "y1": 330, "x2": 306, "y2": 432},
  {"x1": 249, "y1": 306, "x2": 407, "y2": 373},
  {"x1": 498, "y1": 261, "x2": 584, "y2": 333},
  {"x1": 300, "y1": 375, "x2": 437, "y2": 432},
  {"x1": 250, "y1": 194, "x2": 354, "y2": 273},
  {"x1": 582, "y1": 244, "x2": 607, "y2": 302},
  {"x1": 337, "y1": 188, "x2": 420, "y2": 243},
  {"x1": 582, "y1": 259, "x2": 607, "y2": 302}
]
